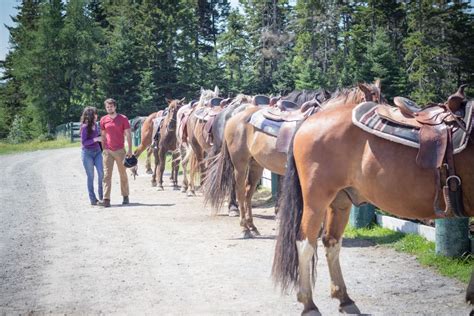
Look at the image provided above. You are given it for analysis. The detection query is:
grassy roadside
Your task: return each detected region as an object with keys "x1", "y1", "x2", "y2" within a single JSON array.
[
  {"x1": 0, "y1": 137, "x2": 80, "y2": 155},
  {"x1": 344, "y1": 225, "x2": 473, "y2": 283}
]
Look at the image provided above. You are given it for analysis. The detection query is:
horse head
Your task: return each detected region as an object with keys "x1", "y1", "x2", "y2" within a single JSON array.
[
  {"x1": 358, "y1": 79, "x2": 383, "y2": 104},
  {"x1": 165, "y1": 97, "x2": 185, "y2": 132},
  {"x1": 198, "y1": 86, "x2": 220, "y2": 107}
]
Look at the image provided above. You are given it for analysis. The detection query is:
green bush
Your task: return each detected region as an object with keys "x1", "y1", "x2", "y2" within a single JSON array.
[{"x1": 7, "y1": 114, "x2": 28, "y2": 144}]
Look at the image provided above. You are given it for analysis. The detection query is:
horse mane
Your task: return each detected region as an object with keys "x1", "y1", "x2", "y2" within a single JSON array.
[
  {"x1": 230, "y1": 93, "x2": 252, "y2": 106},
  {"x1": 322, "y1": 83, "x2": 381, "y2": 109},
  {"x1": 283, "y1": 89, "x2": 330, "y2": 106}
]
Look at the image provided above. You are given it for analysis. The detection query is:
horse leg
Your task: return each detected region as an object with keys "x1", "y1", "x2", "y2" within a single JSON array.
[
  {"x1": 297, "y1": 186, "x2": 337, "y2": 314},
  {"x1": 179, "y1": 145, "x2": 189, "y2": 193},
  {"x1": 151, "y1": 146, "x2": 158, "y2": 187},
  {"x1": 323, "y1": 192, "x2": 360, "y2": 314},
  {"x1": 146, "y1": 146, "x2": 153, "y2": 174},
  {"x1": 233, "y1": 159, "x2": 252, "y2": 239},
  {"x1": 228, "y1": 178, "x2": 239, "y2": 217},
  {"x1": 157, "y1": 148, "x2": 166, "y2": 190},
  {"x1": 172, "y1": 151, "x2": 180, "y2": 190},
  {"x1": 244, "y1": 159, "x2": 263, "y2": 237}
]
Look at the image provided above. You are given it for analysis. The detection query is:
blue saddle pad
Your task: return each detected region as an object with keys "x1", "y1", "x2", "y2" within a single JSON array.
[
  {"x1": 248, "y1": 109, "x2": 283, "y2": 137},
  {"x1": 352, "y1": 101, "x2": 473, "y2": 154}
]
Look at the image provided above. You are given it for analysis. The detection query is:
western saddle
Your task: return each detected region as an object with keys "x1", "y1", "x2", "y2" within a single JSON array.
[
  {"x1": 376, "y1": 85, "x2": 470, "y2": 217},
  {"x1": 262, "y1": 99, "x2": 321, "y2": 122}
]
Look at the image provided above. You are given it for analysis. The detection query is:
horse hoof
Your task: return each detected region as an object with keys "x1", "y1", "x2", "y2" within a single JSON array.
[
  {"x1": 339, "y1": 302, "x2": 360, "y2": 314},
  {"x1": 187, "y1": 191, "x2": 195, "y2": 197},
  {"x1": 146, "y1": 170, "x2": 153, "y2": 175},
  {"x1": 250, "y1": 229, "x2": 261, "y2": 237},
  {"x1": 302, "y1": 310, "x2": 321, "y2": 316},
  {"x1": 173, "y1": 186, "x2": 180, "y2": 191},
  {"x1": 228, "y1": 209, "x2": 239, "y2": 217},
  {"x1": 151, "y1": 182, "x2": 157, "y2": 187},
  {"x1": 158, "y1": 186, "x2": 164, "y2": 191},
  {"x1": 242, "y1": 230, "x2": 253, "y2": 239},
  {"x1": 181, "y1": 187, "x2": 187, "y2": 193}
]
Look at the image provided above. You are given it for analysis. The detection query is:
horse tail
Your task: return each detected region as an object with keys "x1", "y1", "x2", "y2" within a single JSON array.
[
  {"x1": 203, "y1": 139, "x2": 234, "y2": 214},
  {"x1": 272, "y1": 135, "x2": 305, "y2": 292},
  {"x1": 134, "y1": 115, "x2": 154, "y2": 158},
  {"x1": 188, "y1": 148, "x2": 200, "y2": 184}
]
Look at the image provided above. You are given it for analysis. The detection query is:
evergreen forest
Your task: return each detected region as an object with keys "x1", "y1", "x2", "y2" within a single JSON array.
[{"x1": 0, "y1": 0, "x2": 473, "y2": 142}]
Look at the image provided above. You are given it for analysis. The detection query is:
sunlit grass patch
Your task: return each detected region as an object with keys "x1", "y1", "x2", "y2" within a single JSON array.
[
  {"x1": 0, "y1": 137, "x2": 79, "y2": 155},
  {"x1": 344, "y1": 224, "x2": 473, "y2": 283}
]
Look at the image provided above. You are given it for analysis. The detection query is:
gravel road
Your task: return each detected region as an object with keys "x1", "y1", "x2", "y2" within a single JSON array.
[{"x1": 0, "y1": 147, "x2": 471, "y2": 315}]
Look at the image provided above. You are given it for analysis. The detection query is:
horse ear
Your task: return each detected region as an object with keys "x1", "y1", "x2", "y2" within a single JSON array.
[
  {"x1": 165, "y1": 98, "x2": 172, "y2": 104},
  {"x1": 358, "y1": 83, "x2": 372, "y2": 101},
  {"x1": 200, "y1": 87, "x2": 204, "y2": 94},
  {"x1": 180, "y1": 97, "x2": 186, "y2": 103},
  {"x1": 375, "y1": 79, "x2": 381, "y2": 90},
  {"x1": 214, "y1": 86, "x2": 220, "y2": 96}
]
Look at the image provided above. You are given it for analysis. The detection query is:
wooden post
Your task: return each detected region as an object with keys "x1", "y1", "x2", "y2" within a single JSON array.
[
  {"x1": 435, "y1": 218, "x2": 470, "y2": 257},
  {"x1": 350, "y1": 204, "x2": 375, "y2": 228},
  {"x1": 271, "y1": 173, "x2": 279, "y2": 199}
]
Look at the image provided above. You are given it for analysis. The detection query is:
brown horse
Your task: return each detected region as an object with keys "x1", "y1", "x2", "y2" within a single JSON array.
[
  {"x1": 203, "y1": 89, "x2": 355, "y2": 238},
  {"x1": 272, "y1": 85, "x2": 474, "y2": 314},
  {"x1": 153, "y1": 98, "x2": 185, "y2": 190},
  {"x1": 130, "y1": 116, "x2": 153, "y2": 176},
  {"x1": 178, "y1": 87, "x2": 220, "y2": 196}
]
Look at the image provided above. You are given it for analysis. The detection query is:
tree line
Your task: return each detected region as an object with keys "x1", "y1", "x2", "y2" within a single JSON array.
[{"x1": 0, "y1": 0, "x2": 472, "y2": 142}]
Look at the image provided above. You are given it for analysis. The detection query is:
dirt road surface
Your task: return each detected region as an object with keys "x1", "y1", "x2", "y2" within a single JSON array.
[{"x1": 0, "y1": 147, "x2": 471, "y2": 315}]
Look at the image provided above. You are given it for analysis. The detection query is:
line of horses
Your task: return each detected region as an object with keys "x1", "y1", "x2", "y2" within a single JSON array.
[{"x1": 130, "y1": 84, "x2": 474, "y2": 314}]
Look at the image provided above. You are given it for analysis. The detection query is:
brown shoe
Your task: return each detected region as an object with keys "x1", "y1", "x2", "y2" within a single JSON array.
[{"x1": 103, "y1": 199, "x2": 111, "y2": 207}]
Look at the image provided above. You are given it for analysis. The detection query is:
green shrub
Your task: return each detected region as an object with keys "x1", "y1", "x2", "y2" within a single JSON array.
[{"x1": 7, "y1": 114, "x2": 28, "y2": 144}]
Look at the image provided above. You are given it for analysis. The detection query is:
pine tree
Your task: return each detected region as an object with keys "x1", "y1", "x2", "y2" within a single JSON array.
[
  {"x1": 62, "y1": 0, "x2": 102, "y2": 120},
  {"x1": 21, "y1": 0, "x2": 67, "y2": 133}
]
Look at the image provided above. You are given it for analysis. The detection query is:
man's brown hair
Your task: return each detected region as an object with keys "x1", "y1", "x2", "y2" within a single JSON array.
[{"x1": 104, "y1": 98, "x2": 116, "y2": 107}]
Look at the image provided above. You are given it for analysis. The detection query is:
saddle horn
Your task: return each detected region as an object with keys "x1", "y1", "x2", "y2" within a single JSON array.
[{"x1": 447, "y1": 84, "x2": 468, "y2": 112}]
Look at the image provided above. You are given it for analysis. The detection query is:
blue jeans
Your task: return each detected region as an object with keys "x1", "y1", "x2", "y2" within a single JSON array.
[{"x1": 81, "y1": 148, "x2": 104, "y2": 204}]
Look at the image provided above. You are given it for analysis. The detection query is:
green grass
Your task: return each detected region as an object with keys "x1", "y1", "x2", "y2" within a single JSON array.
[
  {"x1": 134, "y1": 148, "x2": 183, "y2": 175},
  {"x1": 0, "y1": 137, "x2": 80, "y2": 155},
  {"x1": 344, "y1": 225, "x2": 473, "y2": 283}
]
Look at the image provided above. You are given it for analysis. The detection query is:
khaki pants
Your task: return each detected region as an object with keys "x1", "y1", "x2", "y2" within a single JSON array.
[{"x1": 103, "y1": 148, "x2": 129, "y2": 200}]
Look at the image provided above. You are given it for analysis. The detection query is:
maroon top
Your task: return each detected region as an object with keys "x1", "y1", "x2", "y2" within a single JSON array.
[{"x1": 100, "y1": 114, "x2": 130, "y2": 151}]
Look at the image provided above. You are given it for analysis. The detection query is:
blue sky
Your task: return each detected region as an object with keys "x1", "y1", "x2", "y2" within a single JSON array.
[{"x1": 0, "y1": 0, "x2": 18, "y2": 61}]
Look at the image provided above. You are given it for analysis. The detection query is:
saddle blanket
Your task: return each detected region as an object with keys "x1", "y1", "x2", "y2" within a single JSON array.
[
  {"x1": 248, "y1": 109, "x2": 299, "y2": 153},
  {"x1": 248, "y1": 109, "x2": 283, "y2": 137},
  {"x1": 352, "y1": 101, "x2": 473, "y2": 154}
]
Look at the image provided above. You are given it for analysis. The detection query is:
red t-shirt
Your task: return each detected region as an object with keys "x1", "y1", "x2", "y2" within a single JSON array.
[{"x1": 100, "y1": 114, "x2": 130, "y2": 151}]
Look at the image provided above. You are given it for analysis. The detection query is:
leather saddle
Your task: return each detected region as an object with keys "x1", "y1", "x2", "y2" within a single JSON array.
[
  {"x1": 262, "y1": 99, "x2": 321, "y2": 122},
  {"x1": 253, "y1": 95, "x2": 270, "y2": 106},
  {"x1": 353, "y1": 85, "x2": 471, "y2": 218},
  {"x1": 249, "y1": 99, "x2": 322, "y2": 152}
]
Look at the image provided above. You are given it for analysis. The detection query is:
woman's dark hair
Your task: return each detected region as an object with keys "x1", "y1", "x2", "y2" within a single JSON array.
[{"x1": 80, "y1": 106, "x2": 98, "y2": 138}]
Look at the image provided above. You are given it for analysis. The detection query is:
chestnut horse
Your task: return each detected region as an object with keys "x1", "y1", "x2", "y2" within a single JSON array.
[
  {"x1": 272, "y1": 86, "x2": 474, "y2": 314},
  {"x1": 153, "y1": 98, "x2": 185, "y2": 190},
  {"x1": 177, "y1": 87, "x2": 220, "y2": 196},
  {"x1": 203, "y1": 88, "x2": 354, "y2": 238}
]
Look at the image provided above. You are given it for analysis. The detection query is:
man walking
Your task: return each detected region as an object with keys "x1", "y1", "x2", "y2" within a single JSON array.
[{"x1": 100, "y1": 98, "x2": 132, "y2": 207}]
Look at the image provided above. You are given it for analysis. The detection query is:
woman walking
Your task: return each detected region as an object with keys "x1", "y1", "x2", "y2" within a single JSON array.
[{"x1": 80, "y1": 106, "x2": 104, "y2": 205}]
